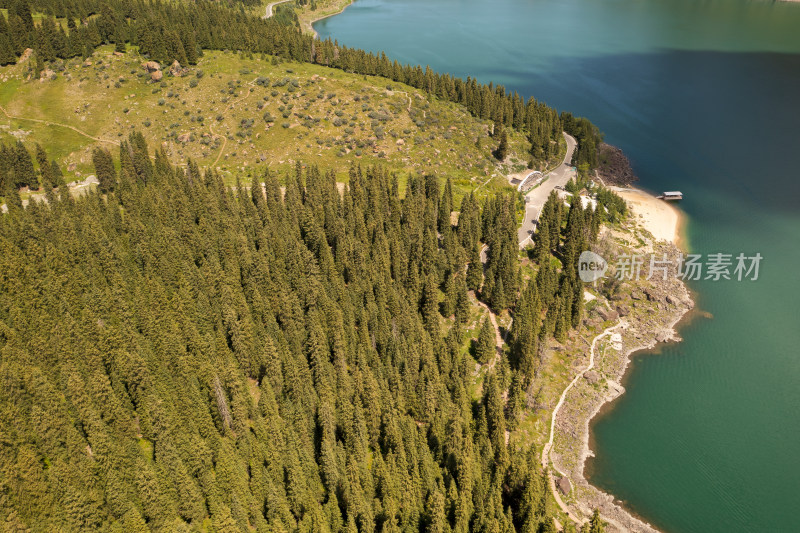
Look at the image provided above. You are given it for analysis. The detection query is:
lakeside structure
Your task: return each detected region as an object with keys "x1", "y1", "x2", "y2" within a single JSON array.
[{"x1": 657, "y1": 191, "x2": 683, "y2": 201}]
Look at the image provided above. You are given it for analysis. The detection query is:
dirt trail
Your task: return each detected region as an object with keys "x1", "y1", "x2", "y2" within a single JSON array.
[
  {"x1": 472, "y1": 292, "x2": 505, "y2": 371},
  {"x1": 0, "y1": 103, "x2": 121, "y2": 147},
  {"x1": 210, "y1": 78, "x2": 258, "y2": 167},
  {"x1": 541, "y1": 321, "x2": 625, "y2": 527},
  {"x1": 473, "y1": 240, "x2": 510, "y2": 372}
]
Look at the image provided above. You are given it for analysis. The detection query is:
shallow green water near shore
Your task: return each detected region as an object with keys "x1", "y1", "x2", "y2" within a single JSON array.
[{"x1": 316, "y1": 1, "x2": 800, "y2": 531}]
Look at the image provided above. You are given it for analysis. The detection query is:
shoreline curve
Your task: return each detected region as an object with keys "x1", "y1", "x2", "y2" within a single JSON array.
[{"x1": 548, "y1": 187, "x2": 694, "y2": 532}]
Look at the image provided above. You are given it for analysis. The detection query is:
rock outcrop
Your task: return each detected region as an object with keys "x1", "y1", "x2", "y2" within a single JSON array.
[
  {"x1": 169, "y1": 60, "x2": 187, "y2": 77},
  {"x1": 597, "y1": 143, "x2": 638, "y2": 187},
  {"x1": 142, "y1": 61, "x2": 161, "y2": 73}
]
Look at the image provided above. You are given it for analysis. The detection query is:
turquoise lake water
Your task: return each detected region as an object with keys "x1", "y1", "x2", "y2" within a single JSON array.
[{"x1": 315, "y1": 1, "x2": 800, "y2": 531}]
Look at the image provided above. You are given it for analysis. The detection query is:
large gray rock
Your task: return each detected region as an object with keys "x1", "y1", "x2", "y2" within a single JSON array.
[
  {"x1": 596, "y1": 307, "x2": 619, "y2": 322},
  {"x1": 584, "y1": 370, "x2": 600, "y2": 384}
]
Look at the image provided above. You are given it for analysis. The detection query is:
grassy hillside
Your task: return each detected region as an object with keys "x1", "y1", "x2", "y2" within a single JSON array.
[{"x1": 0, "y1": 45, "x2": 559, "y2": 198}]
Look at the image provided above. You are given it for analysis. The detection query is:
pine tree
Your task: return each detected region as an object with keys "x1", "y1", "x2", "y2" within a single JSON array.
[
  {"x1": 454, "y1": 277, "x2": 471, "y2": 325},
  {"x1": 0, "y1": 24, "x2": 17, "y2": 66},
  {"x1": 8, "y1": 15, "x2": 27, "y2": 56},
  {"x1": 534, "y1": 215, "x2": 551, "y2": 265},
  {"x1": 13, "y1": 141, "x2": 36, "y2": 189},
  {"x1": 182, "y1": 27, "x2": 198, "y2": 65},
  {"x1": 438, "y1": 176, "x2": 453, "y2": 234},
  {"x1": 12, "y1": 0, "x2": 34, "y2": 33},
  {"x1": 35, "y1": 144, "x2": 52, "y2": 188},
  {"x1": 92, "y1": 147, "x2": 116, "y2": 193},
  {"x1": 50, "y1": 160, "x2": 65, "y2": 190},
  {"x1": 506, "y1": 372, "x2": 526, "y2": 430},
  {"x1": 466, "y1": 243, "x2": 483, "y2": 291},
  {"x1": 484, "y1": 373, "x2": 508, "y2": 468},
  {"x1": 421, "y1": 274, "x2": 440, "y2": 338},
  {"x1": 441, "y1": 272, "x2": 457, "y2": 318},
  {"x1": 114, "y1": 27, "x2": 126, "y2": 54},
  {"x1": 587, "y1": 510, "x2": 606, "y2": 533},
  {"x1": 493, "y1": 128, "x2": 508, "y2": 161}
]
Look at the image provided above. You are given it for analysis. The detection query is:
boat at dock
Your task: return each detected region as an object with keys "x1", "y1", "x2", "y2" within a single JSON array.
[{"x1": 657, "y1": 191, "x2": 683, "y2": 201}]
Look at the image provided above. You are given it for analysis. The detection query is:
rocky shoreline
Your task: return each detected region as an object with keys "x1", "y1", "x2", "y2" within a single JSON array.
[
  {"x1": 549, "y1": 234, "x2": 694, "y2": 530},
  {"x1": 597, "y1": 143, "x2": 638, "y2": 187}
]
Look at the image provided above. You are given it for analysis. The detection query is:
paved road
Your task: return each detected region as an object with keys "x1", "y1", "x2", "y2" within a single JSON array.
[{"x1": 517, "y1": 132, "x2": 577, "y2": 247}]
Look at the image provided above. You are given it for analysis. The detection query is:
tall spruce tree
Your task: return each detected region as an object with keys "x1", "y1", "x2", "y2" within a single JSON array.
[{"x1": 92, "y1": 147, "x2": 116, "y2": 193}]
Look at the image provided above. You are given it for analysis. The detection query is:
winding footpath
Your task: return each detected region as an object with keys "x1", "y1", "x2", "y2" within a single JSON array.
[
  {"x1": 471, "y1": 291, "x2": 506, "y2": 371},
  {"x1": 209, "y1": 78, "x2": 259, "y2": 167},
  {"x1": 541, "y1": 322, "x2": 625, "y2": 526},
  {"x1": 0, "y1": 103, "x2": 120, "y2": 147}
]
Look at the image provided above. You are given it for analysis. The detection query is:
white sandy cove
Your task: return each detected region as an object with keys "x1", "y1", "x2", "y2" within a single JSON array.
[{"x1": 613, "y1": 188, "x2": 681, "y2": 244}]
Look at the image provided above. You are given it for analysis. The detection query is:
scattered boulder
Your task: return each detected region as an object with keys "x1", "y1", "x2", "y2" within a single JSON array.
[
  {"x1": 39, "y1": 69, "x2": 55, "y2": 81},
  {"x1": 396, "y1": 138, "x2": 405, "y2": 145},
  {"x1": 616, "y1": 305, "x2": 630, "y2": 317},
  {"x1": 142, "y1": 61, "x2": 161, "y2": 73},
  {"x1": 169, "y1": 60, "x2": 187, "y2": 77},
  {"x1": 596, "y1": 307, "x2": 619, "y2": 322},
  {"x1": 655, "y1": 331, "x2": 671, "y2": 343},
  {"x1": 150, "y1": 70, "x2": 163, "y2": 82},
  {"x1": 177, "y1": 133, "x2": 191, "y2": 143},
  {"x1": 665, "y1": 294, "x2": 678, "y2": 306},
  {"x1": 644, "y1": 289, "x2": 661, "y2": 302},
  {"x1": 584, "y1": 370, "x2": 600, "y2": 384},
  {"x1": 607, "y1": 379, "x2": 625, "y2": 399},
  {"x1": 557, "y1": 476, "x2": 572, "y2": 495},
  {"x1": 19, "y1": 48, "x2": 34, "y2": 63}
]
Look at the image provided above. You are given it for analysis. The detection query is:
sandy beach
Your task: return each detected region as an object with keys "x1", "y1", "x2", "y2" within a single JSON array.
[{"x1": 613, "y1": 187, "x2": 683, "y2": 245}]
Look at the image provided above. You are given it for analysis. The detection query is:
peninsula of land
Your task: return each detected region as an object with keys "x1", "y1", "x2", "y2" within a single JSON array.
[{"x1": 544, "y1": 188, "x2": 693, "y2": 532}]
